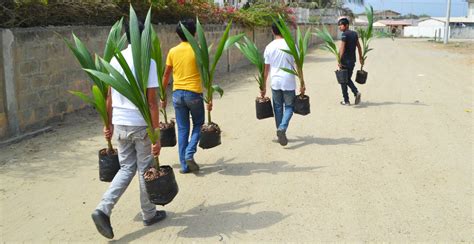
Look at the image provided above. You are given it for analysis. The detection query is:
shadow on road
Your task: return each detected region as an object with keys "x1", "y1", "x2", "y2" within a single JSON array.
[
  {"x1": 353, "y1": 101, "x2": 428, "y2": 109},
  {"x1": 115, "y1": 200, "x2": 287, "y2": 242},
  {"x1": 283, "y1": 136, "x2": 374, "y2": 150},
  {"x1": 196, "y1": 157, "x2": 325, "y2": 176}
]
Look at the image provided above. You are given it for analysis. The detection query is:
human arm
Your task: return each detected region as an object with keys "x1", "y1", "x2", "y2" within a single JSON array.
[
  {"x1": 147, "y1": 88, "x2": 161, "y2": 156},
  {"x1": 161, "y1": 65, "x2": 173, "y2": 109},
  {"x1": 262, "y1": 64, "x2": 270, "y2": 98},
  {"x1": 356, "y1": 38, "x2": 364, "y2": 66},
  {"x1": 338, "y1": 41, "x2": 345, "y2": 69},
  {"x1": 103, "y1": 87, "x2": 113, "y2": 140}
]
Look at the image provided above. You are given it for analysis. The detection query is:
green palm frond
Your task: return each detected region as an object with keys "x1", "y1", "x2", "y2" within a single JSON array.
[
  {"x1": 235, "y1": 36, "x2": 265, "y2": 91},
  {"x1": 180, "y1": 18, "x2": 243, "y2": 124},
  {"x1": 85, "y1": 5, "x2": 161, "y2": 167},
  {"x1": 314, "y1": 26, "x2": 341, "y2": 64},
  {"x1": 357, "y1": 5, "x2": 376, "y2": 68},
  {"x1": 65, "y1": 17, "x2": 126, "y2": 132},
  {"x1": 273, "y1": 15, "x2": 310, "y2": 89}
]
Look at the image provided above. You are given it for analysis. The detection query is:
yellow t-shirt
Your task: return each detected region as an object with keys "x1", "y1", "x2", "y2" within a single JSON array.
[{"x1": 165, "y1": 42, "x2": 202, "y2": 93}]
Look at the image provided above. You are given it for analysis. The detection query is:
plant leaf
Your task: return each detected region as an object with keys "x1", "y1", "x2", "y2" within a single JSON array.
[
  {"x1": 280, "y1": 67, "x2": 298, "y2": 76},
  {"x1": 69, "y1": 90, "x2": 94, "y2": 105},
  {"x1": 91, "y1": 85, "x2": 108, "y2": 125},
  {"x1": 211, "y1": 84, "x2": 224, "y2": 97}
]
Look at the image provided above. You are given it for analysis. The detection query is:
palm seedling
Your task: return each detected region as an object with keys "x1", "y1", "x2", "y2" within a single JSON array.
[
  {"x1": 314, "y1": 25, "x2": 349, "y2": 84},
  {"x1": 235, "y1": 36, "x2": 274, "y2": 120},
  {"x1": 180, "y1": 18, "x2": 244, "y2": 149},
  {"x1": 355, "y1": 5, "x2": 379, "y2": 84},
  {"x1": 357, "y1": 5, "x2": 373, "y2": 71},
  {"x1": 274, "y1": 15, "x2": 312, "y2": 115},
  {"x1": 65, "y1": 19, "x2": 127, "y2": 182},
  {"x1": 85, "y1": 6, "x2": 178, "y2": 205},
  {"x1": 151, "y1": 28, "x2": 176, "y2": 147}
]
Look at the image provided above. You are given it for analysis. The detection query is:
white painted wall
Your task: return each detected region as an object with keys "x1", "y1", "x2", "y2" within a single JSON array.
[
  {"x1": 404, "y1": 19, "x2": 446, "y2": 37},
  {"x1": 404, "y1": 26, "x2": 447, "y2": 37},
  {"x1": 418, "y1": 19, "x2": 445, "y2": 27},
  {"x1": 469, "y1": 2, "x2": 474, "y2": 20}
]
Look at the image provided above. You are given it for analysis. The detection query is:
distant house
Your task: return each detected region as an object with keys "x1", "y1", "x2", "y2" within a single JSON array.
[
  {"x1": 374, "y1": 10, "x2": 401, "y2": 20},
  {"x1": 403, "y1": 17, "x2": 474, "y2": 38},
  {"x1": 375, "y1": 20, "x2": 412, "y2": 36},
  {"x1": 431, "y1": 17, "x2": 474, "y2": 27}
]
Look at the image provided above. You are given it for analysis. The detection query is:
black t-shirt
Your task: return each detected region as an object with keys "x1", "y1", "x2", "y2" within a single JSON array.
[{"x1": 341, "y1": 30, "x2": 358, "y2": 64}]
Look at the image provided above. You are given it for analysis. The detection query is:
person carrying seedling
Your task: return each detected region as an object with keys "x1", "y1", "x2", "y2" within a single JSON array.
[
  {"x1": 262, "y1": 22, "x2": 298, "y2": 146},
  {"x1": 338, "y1": 17, "x2": 363, "y2": 106},
  {"x1": 91, "y1": 21, "x2": 165, "y2": 239},
  {"x1": 162, "y1": 19, "x2": 203, "y2": 174}
]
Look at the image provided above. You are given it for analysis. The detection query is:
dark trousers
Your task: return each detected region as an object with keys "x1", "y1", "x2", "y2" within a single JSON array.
[{"x1": 340, "y1": 63, "x2": 358, "y2": 103}]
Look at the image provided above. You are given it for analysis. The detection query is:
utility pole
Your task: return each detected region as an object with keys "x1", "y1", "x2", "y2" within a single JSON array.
[{"x1": 443, "y1": 0, "x2": 452, "y2": 44}]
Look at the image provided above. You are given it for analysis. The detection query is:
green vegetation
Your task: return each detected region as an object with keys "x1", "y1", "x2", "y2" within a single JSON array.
[
  {"x1": 65, "y1": 19, "x2": 127, "y2": 152},
  {"x1": 85, "y1": 6, "x2": 161, "y2": 168},
  {"x1": 235, "y1": 36, "x2": 265, "y2": 93},
  {"x1": 180, "y1": 18, "x2": 243, "y2": 124},
  {"x1": 274, "y1": 15, "x2": 311, "y2": 95}
]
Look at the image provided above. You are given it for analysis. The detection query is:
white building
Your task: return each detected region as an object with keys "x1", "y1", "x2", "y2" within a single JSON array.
[
  {"x1": 404, "y1": 18, "x2": 445, "y2": 37},
  {"x1": 404, "y1": 1, "x2": 474, "y2": 38}
]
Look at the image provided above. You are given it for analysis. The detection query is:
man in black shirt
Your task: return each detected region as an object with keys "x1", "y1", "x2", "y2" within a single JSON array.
[{"x1": 338, "y1": 18, "x2": 363, "y2": 105}]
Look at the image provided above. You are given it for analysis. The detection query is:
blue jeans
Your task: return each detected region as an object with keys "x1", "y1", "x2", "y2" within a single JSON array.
[
  {"x1": 340, "y1": 62, "x2": 359, "y2": 103},
  {"x1": 272, "y1": 89, "x2": 295, "y2": 132},
  {"x1": 172, "y1": 90, "x2": 205, "y2": 170}
]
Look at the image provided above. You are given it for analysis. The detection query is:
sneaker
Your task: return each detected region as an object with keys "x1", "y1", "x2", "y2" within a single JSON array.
[
  {"x1": 91, "y1": 209, "x2": 114, "y2": 239},
  {"x1": 340, "y1": 101, "x2": 350, "y2": 106},
  {"x1": 143, "y1": 210, "x2": 167, "y2": 226},
  {"x1": 276, "y1": 130, "x2": 288, "y2": 146},
  {"x1": 355, "y1": 92, "x2": 361, "y2": 105},
  {"x1": 185, "y1": 159, "x2": 200, "y2": 172},
  {"x1": 179, "y1": 168, "x2": 191, "y2": 174}
]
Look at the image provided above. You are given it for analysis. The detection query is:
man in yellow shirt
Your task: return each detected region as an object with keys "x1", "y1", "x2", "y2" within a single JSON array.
[{"x1": 162, "y1": 19, "x2": 203, "y2": 174}]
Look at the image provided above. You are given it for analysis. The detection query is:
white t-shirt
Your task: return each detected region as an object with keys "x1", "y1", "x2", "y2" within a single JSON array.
[
  {"x1": 263, "y1": 38, "x2": 296, "y2": 91},
  {"x1": 109, "y1": 45, "x2": 158, "y2": 126}
]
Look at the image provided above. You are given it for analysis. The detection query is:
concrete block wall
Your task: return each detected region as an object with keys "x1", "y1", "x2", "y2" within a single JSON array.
[
  {"x1": 0, "y1": 23, "x2": 336, "y2": 140},
  {"x1": 0, "y1": 33, "x2": 6, "y2": 138}
]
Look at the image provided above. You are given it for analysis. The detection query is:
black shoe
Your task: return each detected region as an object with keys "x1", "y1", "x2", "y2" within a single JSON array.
[
  {"x1": 91, "y1": 209, "x2": 114, "y2": 239},
  {"x1": 143, "y1": 210, "x2": 167, "y2": 226},
  {"x1": 340, "y1": 101, "x2": 350, "y2": 106},
  {"x1": 355, "y1": 92, "x2": 361, "y2": 105},
  {"x1": 276, "y1": 130, "x2": 288, "y2": 146},
  {"x1": 179, "y1": 168, "x2": 190, "y2": 174},
  {"x1": 185, "y1": 159, "x2": 200, "y2": 172}
]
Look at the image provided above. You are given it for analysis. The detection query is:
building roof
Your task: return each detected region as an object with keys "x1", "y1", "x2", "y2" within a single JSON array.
[
  {"x1": 354, "y1": 17, "x2": 369, "y2": 26},
  {"x1": 432, "y1": 17, "x2": 474, "y2": 23},
  {"x1": 374, "y1": 10, "x2": 401, "y2": 16},
  {"x1": 377, "y1": 20, "x2": 413, "y2": 26},
  {"x1": 373, "y1": 22, "x2": 386, "y2": 27},
  {"x1": 357, "y1": 10, "x2": 401, "y2": 16}
]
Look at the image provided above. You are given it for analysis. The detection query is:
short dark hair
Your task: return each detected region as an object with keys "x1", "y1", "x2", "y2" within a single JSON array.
[
  {"x1": 124, "y1": 20, "x2": 144, "y2": 44},
  {"x1": 271, "y1": 22, "x2": 282, "y2": 36},
  {"x1": 338, "y1": 18, "x2": 350, "y2": 26},
  {"x1": 176, "y1": 19, "x2": 196, "y2": 42}
]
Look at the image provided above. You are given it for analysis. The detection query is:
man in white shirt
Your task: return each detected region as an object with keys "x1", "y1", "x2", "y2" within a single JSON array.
[
  {"x1": 91, "y1": 22, "x2": 165, "y2": 239},
  {"x1": 262, "y1": 22, "x2": 297, "y2": 146}
]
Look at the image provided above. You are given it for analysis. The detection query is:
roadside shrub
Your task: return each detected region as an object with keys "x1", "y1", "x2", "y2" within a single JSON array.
[{"x1": 1, "y1": 0, "x2": 295, "y2": 28}]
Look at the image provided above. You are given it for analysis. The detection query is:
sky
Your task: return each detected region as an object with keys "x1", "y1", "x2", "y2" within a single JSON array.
[{"x1": 344, "y1": 0, "x2": 469, "y2": 17}]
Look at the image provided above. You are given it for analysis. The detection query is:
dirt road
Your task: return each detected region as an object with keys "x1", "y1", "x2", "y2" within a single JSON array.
[{"x1": 1, "y1": 38, "x2": 472, "y2": 242}]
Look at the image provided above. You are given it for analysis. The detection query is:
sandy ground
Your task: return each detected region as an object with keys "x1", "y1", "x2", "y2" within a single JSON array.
[{"x1": 0, "y1": 38, "x2": 472, "y2": 242}]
